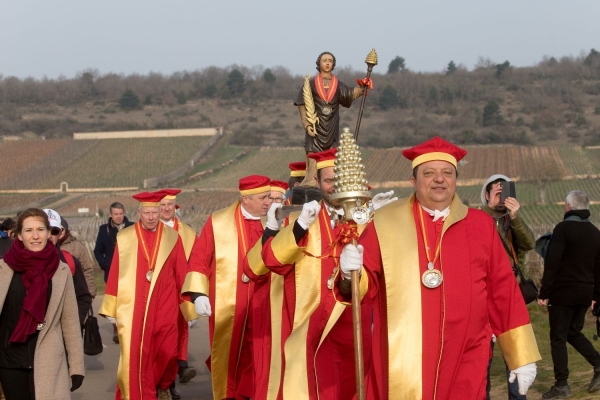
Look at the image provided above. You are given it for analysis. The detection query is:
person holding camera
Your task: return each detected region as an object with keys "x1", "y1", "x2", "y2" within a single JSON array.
[
  {"x1": 538, "y1": 190, "x2": 600, "y2": 398},
  {"x1": 481, "y1": 174, "x2": 535, "y2": 400}
]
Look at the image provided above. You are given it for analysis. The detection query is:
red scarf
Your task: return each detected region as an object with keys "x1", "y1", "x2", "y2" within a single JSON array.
[{"x1": 3, "y1": 240, "x2": 60, "y2": 343}]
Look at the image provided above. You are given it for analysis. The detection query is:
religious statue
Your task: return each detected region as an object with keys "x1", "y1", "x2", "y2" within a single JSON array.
[{"x1": 294, "y1": 51, "x2": 372, "y2": 187}]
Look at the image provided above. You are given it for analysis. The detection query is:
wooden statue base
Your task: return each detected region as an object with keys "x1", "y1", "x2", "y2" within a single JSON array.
[{"x1": 291, "y1": 186, "x2": 323, "y2": 205}]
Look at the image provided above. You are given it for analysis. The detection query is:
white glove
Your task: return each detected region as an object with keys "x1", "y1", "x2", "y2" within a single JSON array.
[
  {"x1": 106, "y1": 316, "x2": 117, "y2": 325},
  {"x1": 194, "y1": 296, "x2": 212, "y2": 317},
  {"x1": 266, "y1": 202, "x2": 283, "y2": 230},
  {"x1": 188, "y1": 318, "x2": 199, "y2": 328},
  {"x1": 340, "y1": 244, "x2": 364, "y2": 280},
  {"x1": 297, "y1": 200, "x2": 320, "y2": 230},
  {"x1": 508, "y1": 362, "x2": 536, "y2": 395},
  {"x1": 372, "y1": 190, "x2": 398, "y2": 211}
]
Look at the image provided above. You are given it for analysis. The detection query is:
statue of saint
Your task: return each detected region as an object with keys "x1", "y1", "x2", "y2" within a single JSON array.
[{"x1": 295, "y1": 51, "x2": 367, "y2": 186}]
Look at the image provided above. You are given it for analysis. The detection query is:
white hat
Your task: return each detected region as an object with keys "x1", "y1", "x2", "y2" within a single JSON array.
[{"x1": 43, "y1": 209, "x2": 62, "y2": 229}]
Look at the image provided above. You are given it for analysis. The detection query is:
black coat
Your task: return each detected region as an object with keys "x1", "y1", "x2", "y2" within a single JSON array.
[
  {"x1": 58, "y1": 249, "x2": 92, "y2": 325},
  {"x1": 93, "y1": 217, "x2": 133, "y2": 282},
  {"x1": 539, "y1": 209, "x2": 600, "y2": 305}
]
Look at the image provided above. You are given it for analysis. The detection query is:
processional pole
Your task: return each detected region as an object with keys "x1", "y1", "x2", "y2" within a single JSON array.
[
  {"x1": 330, "y1": 127, "x2": 372, "y2": 400},
  {"x1": 354, "y1": 49, "x2": 378, "y2": 141}
]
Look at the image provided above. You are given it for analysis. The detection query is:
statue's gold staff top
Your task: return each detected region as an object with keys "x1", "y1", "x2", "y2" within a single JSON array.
[
  {"x1": 365, "y1": 48, "x2": 378, "y2": 66},
  {"x1": 330, "y1": 127, "x2": 372, "y2": 224}
]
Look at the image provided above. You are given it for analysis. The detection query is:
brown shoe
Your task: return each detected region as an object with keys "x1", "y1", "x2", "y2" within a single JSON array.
[
  {"x1": 157, "y1": 388, "x2": 172, "y2": 400},
  {"x1": 178, "y1": 367, "x2": 196, "y2": 383}
]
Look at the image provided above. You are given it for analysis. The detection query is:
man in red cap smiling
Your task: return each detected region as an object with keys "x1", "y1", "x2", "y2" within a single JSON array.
[
  {"x1": 248, "y1": 148, "x2": 374, "y2": 399},
  {"x1": 184, "y1": 175, "x2": 271, "y2": 400},
  {"x1": 158, "y1": 189, "x2": 198, "y2": 399},
  {"x1": 340, "y1": 136, "x2": 541, "y2": 399},
  {"x1": 99, "y1": 191, "x2": 199, "y2": 400}
]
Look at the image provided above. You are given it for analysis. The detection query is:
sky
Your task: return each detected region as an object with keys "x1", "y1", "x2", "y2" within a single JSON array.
[{"x1": 1, "y1": 0, "x2": 599, "y2": 79}]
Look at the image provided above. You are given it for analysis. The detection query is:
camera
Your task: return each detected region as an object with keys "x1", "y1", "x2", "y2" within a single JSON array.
[{"x1": 500, "y1": 181, "x2": 516, "y2": 203}]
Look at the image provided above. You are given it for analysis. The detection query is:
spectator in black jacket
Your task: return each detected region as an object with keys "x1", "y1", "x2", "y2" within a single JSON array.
[
  {"x1": 538, "y1": 190, "x2": 600, "y2": 398},
  {"x1": 93, "y1": 202, "x2": 133, "y2": 282},
  {"x1": 93, "y1": 202, "x2": 132, "y2": 344}
]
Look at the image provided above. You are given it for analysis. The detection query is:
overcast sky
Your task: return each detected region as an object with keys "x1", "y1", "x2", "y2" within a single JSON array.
[{"x1": 1, "y1": 0, "x2": 598, "y2": 79}]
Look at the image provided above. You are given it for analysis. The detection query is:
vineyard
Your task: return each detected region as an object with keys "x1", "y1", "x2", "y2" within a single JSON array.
[
  {"x1": 0, "y1": 193, "x2": 62, "y2": 209},
  {"x1": 188, "y1": 147, "x2": 305, "y2": 189},
  {"x1": 0, "y1": 136, "x2": 209, "y2": 189}
]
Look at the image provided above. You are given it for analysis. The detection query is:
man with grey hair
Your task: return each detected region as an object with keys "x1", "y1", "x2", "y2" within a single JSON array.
[{"x1": 538, "y1": 190, "x2": 600, "y2": 398}]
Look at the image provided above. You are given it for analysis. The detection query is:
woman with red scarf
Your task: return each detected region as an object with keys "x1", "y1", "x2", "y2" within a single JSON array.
[{"x1": 0, "y1": 208, "x2": 85, "y2": 400}]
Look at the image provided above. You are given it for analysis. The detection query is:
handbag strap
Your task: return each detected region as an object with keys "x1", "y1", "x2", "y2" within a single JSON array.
[
  {"x1": 503, "y1": 224, "x2": 528, "y2": 283},
  {"x1": 88, "y1": 307, "x2": 94, "y2": 317}
]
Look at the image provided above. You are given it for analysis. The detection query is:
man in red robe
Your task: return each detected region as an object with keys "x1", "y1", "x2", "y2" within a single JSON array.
[
  {"x1": 99, "y1": 191, "x2": 198, "y2": 400},
  {"x1": 340, "y1": 137, "x2": 542, "y2": 400},
  {"x1": 158, "y1": 189, "x2": 198, "y2": 400},
  {"x1": 256, "y1": 149, "x2": 373, "y2": 400},
  {"x1": 183, "y1": 175, "x2": 271, "y2": 400}
]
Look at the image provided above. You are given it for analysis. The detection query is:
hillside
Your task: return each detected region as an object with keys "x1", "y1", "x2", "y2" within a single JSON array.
[{"x1": 2, "y1": 51, "x2": 600, "y2": 147}]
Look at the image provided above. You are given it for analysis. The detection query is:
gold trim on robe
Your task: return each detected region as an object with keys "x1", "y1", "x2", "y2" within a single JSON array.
[
  {"x1": 373, "y1": 196, "x2": 423, "y2": 399},
  {"x1": 497, "y1": 324, "x2": 541, "y2": 370},
  {"x1": 99, "y1": 294, "x2": 117, "y2": 317},
  {"x1": 182, "y1": 271, "x2": 209, "y2": 296},
  {"x1": 176, "y1": 219, "x2": 196, "y2": 260},
  {"x1": 211, "y1": 201, "x2": 242, "y2": 400},
  {"x1": 247, "y1": 239, "x2": 269, "y2": 276}
]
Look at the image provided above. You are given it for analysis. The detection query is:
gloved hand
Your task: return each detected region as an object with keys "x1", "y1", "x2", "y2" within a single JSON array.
[
  {"x1": 70, "y1": 374, "x2": 84, "y2": 392},
  {"x1": 297, "y1": 200, "x2": 321, "y2": 230},
  {"x1": 372, "y1": 190, "x2": 398, "y2": 211},
  {"x1": 266, "y1": 202, "x2": 283, "y2": 230},
  {"x1": 508, "y1": 362, "x2": 536, "y2": 395},
  {"x1": 188, "y1": 318, "x2": 199, "y2": 328},
  {"x1": 106, "y1": 316, "x2": 117, "y2": 325},
  {"x1": 340, "y1": 244, "x2": 364, "y2": 280},
  {"x1": 194, "y1": 296, "x2": 212, "y2": 317}
]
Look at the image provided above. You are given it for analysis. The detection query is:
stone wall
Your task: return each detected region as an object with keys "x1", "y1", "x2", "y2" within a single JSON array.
[{"x1": 73, "y1": 127, "x2": 220, "y2": 140}]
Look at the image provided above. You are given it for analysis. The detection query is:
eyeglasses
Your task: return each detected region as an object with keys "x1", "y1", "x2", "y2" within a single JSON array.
[{"x1": 50, "y1": 227, "x2": 62, "y2": 236}]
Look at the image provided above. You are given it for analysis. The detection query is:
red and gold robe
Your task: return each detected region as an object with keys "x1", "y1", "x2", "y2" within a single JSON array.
[
  {"x1": 243, "y1": 231, "x2": 284, "y2": 400},
  {"x1": 356, "y1": 194, "x2": 541, "y2": 400},
  {"x1": 170, "y1": 218, "x2": 196, "y2": 363},
  {"x1": 99, "y1": 222, "x2": 195, "y2": 400},
  {"x1": 260, "y1": 204, "x2": 372, "y2": 400},
  {"x1": 183, "y1": 201, "x2": 263, "y2": 399}
]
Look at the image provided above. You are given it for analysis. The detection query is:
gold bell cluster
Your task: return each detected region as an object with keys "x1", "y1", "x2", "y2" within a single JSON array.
[{"x1": 333, "y1": 128, "x2": 369, "y2": 193}]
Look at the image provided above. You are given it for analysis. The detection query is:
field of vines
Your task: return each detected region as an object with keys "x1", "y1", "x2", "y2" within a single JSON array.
[
  {"x1": 0, "y1": 193, "x2": 60, "y2": 210},
  {"x1": 0, "y1": 137, "x2": 209, "y2": 189},
  {"x1": 191, "y1": 147, "x2": 305, "y2": 189}
]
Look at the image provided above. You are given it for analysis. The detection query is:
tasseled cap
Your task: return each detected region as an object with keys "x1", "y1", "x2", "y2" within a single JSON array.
[
  {"x1": 270, "y1": 180, "x2": 288, "y2": 194},
  {"x1": 133, "y1": 191, "x2": 166, "y2": 207},
  {"x1": 308, "y1": 148, "x2": 337, "y2": 170},
  {"x1": 239, "y1": 175, "x2": 271, "y2": 196},
  {"x1": 157, "y1": 188, "x2": 181, "y2": 200},
  {"x1": 402, "y1": 136, "x2": 467, "y2": 169},
  {"x1": 288, "y1": 161, "x2": 306, "y2": 177}
]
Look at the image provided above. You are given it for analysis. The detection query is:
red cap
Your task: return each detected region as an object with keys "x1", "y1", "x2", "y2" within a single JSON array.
[
  {"x1": 157, "y1": 188, "x2": 181, "y2": 200},
  {"x1": 402, "y1": 136, "x2": 467, "y2": 169},
  {"x1": 132, "y1": 191, "x2": 166, "y2": 207},
  {"x1": 239, "y1": 175, "x2": 271, "y2": 196},
  {"x1": 175, "y1": 204, "x2": 180, "y2": 210},
  {"x1": 288, "y1": 161, "x2": 306, "y2": 177},
  {"x1": 308, "y1": 148, "x2": 337, "y2": 170},
  {"x1": 270, "y1": 180, "x2": 288, "y2": 194}
]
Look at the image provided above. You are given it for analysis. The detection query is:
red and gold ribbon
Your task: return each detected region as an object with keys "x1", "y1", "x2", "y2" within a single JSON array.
[
  {"x1": 315, "y1": 73, "x2": 338, "y2": 103},
  {"x1": 135, "y1": 221, "x2": 163, "y2": 274}
]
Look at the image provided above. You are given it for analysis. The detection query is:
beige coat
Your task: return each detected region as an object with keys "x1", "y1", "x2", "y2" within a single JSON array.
[
  {"x1": 0, "y1": 260, "x2": 85, "y2": 400},
  {"x1": 61, "y1": 235, "x2": 97, "y2": 297}
]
